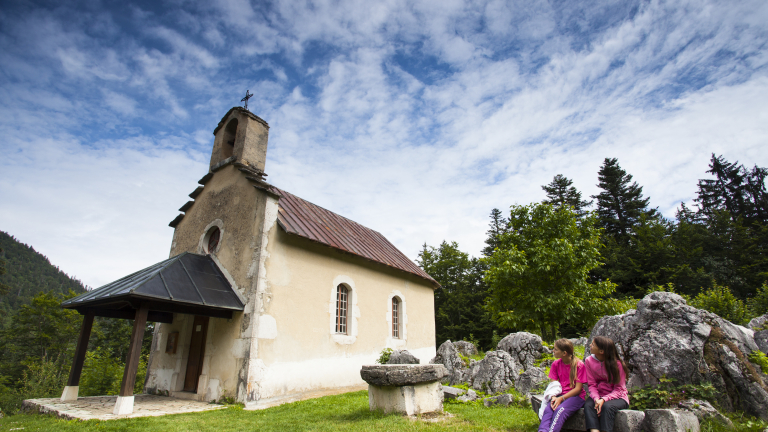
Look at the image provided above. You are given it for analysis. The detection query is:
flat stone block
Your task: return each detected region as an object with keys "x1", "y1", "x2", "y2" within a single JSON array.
[
  {"x1": 642, "y1": 409, "x2": 700, "y2": 432},
  {"x1": 360, "y1": 364, "x2": 448, "y2": 387},
  {"x1": 368, "y1": 381, "x2": 443, "y2": 416},
  {"x1": 443, "y1": 386, "x2": 465, "y2": 399},
  {"x1": 615, "y1": 410, "x2": 645, "y2": 432},
  {"x1": 113, "y1": 395, "x2": 134, "y2": 415},
  {"x1": 484, "y1": 394, "x2": 514, "y2": 407},
  {"x1": 60, "y1": 386, "x2": 78, "y2": 402}
]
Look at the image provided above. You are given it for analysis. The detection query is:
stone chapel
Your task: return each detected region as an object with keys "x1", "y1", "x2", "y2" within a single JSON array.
[{"x1": 60, "y1": 106, "x2": 438, "y2": 414}]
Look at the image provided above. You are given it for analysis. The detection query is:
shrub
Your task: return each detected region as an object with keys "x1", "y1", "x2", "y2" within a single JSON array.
[
  {"x1": 748, "y1": 351, "x2": 768, "y2": 374},
  {"x1": 747, "y1": 283, "x2": 768, "y2": 319},
  {"x1": 376, "y1": 348, "x2": 393, "y2": 364},
  {"x1": 629, "y1": 376, "x2": 717, "y2": 410},
  {"x1": 79, "y1": 348, "x2": 123, "y2": 396},
  {"x1": 689, "y1": 285, "x2": 749, "y2": 325}
]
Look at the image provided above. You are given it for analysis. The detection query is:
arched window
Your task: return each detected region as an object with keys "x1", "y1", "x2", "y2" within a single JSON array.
[
  {"x1": 222, "y1": 118, "x2": 238, "y2": 159},
  {"x1": 204, "y1": 226, "x2": 220, "y2": 254},
  {"x1": 392, "y1": 297, "x2": 400, "y2": 338},
  {"x1": 335, "y1": 285, "x2": 348, "y2": 334}
]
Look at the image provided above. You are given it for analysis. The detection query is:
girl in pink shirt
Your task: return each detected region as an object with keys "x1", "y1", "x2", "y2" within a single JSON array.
[
  {"x1": 538, "y1": 339, "x2": 587, "y2": 432},
  {"x1": 584, "y1": 336, "x2": 630, "y2": 432}
]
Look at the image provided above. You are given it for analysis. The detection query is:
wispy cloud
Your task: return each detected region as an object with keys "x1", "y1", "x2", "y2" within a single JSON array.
[{"x1": 1, "y1": 0, "x2": 767, "y2": 286}]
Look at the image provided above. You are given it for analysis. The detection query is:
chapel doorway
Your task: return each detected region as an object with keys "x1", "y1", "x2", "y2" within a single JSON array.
[{"x1": 183, "y1": 315, "x2": 209, "y2": 392}]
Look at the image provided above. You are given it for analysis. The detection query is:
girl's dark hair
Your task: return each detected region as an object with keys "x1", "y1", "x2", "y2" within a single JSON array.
[
  {"x1": 593, "y1": 336, "x2": 629, "y2": 385},
  {"x1": 554, "y1": 338, "x2": 578, "y2": 388}
]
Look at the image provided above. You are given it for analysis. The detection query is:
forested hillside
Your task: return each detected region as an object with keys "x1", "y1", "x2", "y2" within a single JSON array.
[
  {"x1": 0, "y1": 231, "x2": 150, "y2": 415},
  {"x1": 0, "y1": 232, "x2": 87, "y2": 328}
]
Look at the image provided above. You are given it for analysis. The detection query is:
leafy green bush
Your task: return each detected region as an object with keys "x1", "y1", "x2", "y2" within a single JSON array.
[
  {"x1": 748, "y1": 351, "x2": 768, "y2": 374},
  {"x1": 79, "y1": 348, "x2": 123, "y2": 396},
  {"x1": 0, "y1": 357, "x2": 68, "y2": 415},
  {"x1": 629, "y1": 376, "x2": 717, "y2": 410},
  {"x1": 747, "y1": 283, "x2": 768, "y2": 319},
  {"x1": 376, "y1": 348, "x2": 393, "y2": 364},
  {"x1": 689, "y1": 285, "x2": 749, "y2": 325}
]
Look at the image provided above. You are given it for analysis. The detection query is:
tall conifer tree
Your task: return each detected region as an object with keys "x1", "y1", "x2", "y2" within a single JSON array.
[
  {"x1": 542, "y1": 174, "x2": 592, "y2": 217},
  {"x1": 482, "y1": 208, "x2": 508, "y2": 257},
  {"x1": 592, "y1": 158, "x2": 657, "y2": 237}
]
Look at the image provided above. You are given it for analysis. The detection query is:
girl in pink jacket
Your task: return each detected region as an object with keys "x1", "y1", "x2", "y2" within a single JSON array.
[{"x1": 584, "y1": 336, "x2": 630, "y2": 432}]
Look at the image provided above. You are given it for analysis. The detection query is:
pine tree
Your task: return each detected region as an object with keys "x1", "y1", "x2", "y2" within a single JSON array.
[
  {"x1": 592, "y1": 158, "x2": 657, "y2": 237},
  {"x1": 542, "y1": 174, "x2": 592, "y2": 216},
  {"x1": 482, "y1": 208, "x2": 508, "y2": 257},
  {"x1": 696, "y1": 154, "x2": 768, "y2": 226}
]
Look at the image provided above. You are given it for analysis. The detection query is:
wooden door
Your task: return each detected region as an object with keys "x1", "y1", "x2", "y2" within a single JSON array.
[{"x1": 183, "y1": 316, "x2": 209, "y2": 392}]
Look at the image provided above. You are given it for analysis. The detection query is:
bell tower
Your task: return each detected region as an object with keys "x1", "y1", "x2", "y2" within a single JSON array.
[{"x1": 209, "y1": 107, "x2": 270, "y2": 172}]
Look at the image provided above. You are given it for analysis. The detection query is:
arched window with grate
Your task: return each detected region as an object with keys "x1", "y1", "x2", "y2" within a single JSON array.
[
  {"x1": 335, "y1": 284, "x2": 348, "y2": 334},
  {"x1": 392, "y1": 297, "x2": 400, "y2": 338}
]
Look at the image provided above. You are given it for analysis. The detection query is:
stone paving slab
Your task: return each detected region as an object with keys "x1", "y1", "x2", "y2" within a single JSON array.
[{"x1": 23, "y1": 394, "x2": 226, "y2": 421}]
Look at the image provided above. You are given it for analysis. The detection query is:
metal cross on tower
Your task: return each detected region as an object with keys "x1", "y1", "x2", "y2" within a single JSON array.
[{"x1": 241, "y1": 90, "x2": 253, "y2": 110}]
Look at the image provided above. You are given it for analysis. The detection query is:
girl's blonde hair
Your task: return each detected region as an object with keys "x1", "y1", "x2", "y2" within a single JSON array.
[{"x1": 554, "y1": 338, "x2": 578, "y2": 388}]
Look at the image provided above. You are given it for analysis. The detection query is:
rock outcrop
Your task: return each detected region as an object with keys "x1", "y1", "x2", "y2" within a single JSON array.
[
  {"x1": 677, "y1": 399, "x2": 733, "y2": 427},
  {"x1": 453, "y1": 340, "x2": 479, "y2": 357},
  {"x1": 466, "y1": 351, "x2": 519, "y2": 394},
  {"x1": 387, "y1": 350, "x2": 420, "y2": 364},
  {"x1": 590, "y1": 291, "x2": 768, "y2": 420},
  {"x1": 430, "y1": 340, "x2": 467, "y2": 385},
  {"x1": 514, "y1": 367, "x2": 548, "y2": 396},
  {"x1": 748, "y1": 313, "x2": 768, "y2": 330},
  {"x1": 497, "y1": 332, "x2": 546, "y2": 371}
]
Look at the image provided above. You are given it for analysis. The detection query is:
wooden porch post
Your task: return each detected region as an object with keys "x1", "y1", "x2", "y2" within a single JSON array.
[
  {"x1": 113, "y1": 304, "x2": 149, "y2": 415},
  {"x1": 60, "y1": 310, "x2": 95, "y2": 402}
]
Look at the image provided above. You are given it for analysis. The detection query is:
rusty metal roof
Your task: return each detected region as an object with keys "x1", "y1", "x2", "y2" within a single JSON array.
[{"x1": 275, "y1": 188, "x2": 438, "y2": 287}]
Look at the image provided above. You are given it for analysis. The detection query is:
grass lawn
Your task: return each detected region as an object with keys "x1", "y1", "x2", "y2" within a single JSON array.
[{"x1": 0, "y1": 390, "x2": 540, "y2": 432}]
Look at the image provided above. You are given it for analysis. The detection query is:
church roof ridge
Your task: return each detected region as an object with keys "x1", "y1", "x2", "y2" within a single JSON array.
[{"x1": 212, "y1": 107, "x2": 269, "y2": 135}]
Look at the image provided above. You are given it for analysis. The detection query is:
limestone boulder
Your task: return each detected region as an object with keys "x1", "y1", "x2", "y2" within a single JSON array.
[
  {"x1": 748, "y1": 313, "x2": 768, "y2": 330},
  {"x1": 457, "y1": 389, "x2": 478, "y2": 402},
  {"x1": 678, "y1": 399, "x2": 733, "y2": 428},
  {"x1": 569, "y1": 337, "x2": 588, "y2": 347},
  {"x1": 466, "y1": 350, "x2": 520, "y2": 394},
  {"x1": 453, "y1": 340, "x2": 479, "y2": 357},
  {"x1": 430, "y1": 340, "x2": 468, "y2": 385},
  {"x1": 483, "y1": 393, "x2": 515, "y2": 407},
  {"x1": 360, "y1": 364, "x2": 448, "y2": 387},
  {"x1": 641, "y1": 409, "x2": 699, "y2": 432},
  {"x1": 614, "y1": 410, "x2": 646, "y2": 432},
  {"x1": 497, "y1": 332, "x2": 546, "y2": 371},
  {"x1": 387, "y1": 350, "x2": 420, "y2": 365},
  {"x1": 754, "y1": 330, "x2": 768, "y2": 354},
  {"x1": 589, "y1": 291, "x2": 768, "y2": 420},
  {"x1": 515, "y1": 367, "x2": 548, "y2": 396}
]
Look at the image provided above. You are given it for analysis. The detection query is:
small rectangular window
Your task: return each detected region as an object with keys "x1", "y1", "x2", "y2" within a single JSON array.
[
  {"x1": 336, "y1": 285, "x2": 348, "y2": 334},
  {"x1": 392, "y1": 297, "x2": 400, "y2": 338}
]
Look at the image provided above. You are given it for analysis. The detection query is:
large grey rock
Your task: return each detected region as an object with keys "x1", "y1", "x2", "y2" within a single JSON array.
[
  {"x1": 590, "y1": 291, "x2": 768, "y2": 420},
  {"x1": 515, "y1": 367, "x2": 548, "y2": 395},
  {"x1": 497, "y1": 332, "x2": 546, "y2": 371},
  {"x1": 387, "y1": 350, "x2": 420, "y2": 364},
  {"x1": 678, "y1": 398, "x2": 733, "y2": 428},
  {"x1": 454, "y1": 341, "x2": 479, "y2": 357},
  {"x1": 748, "y1": 313, "x2": 768, "y2": 330},
  {"x1": 442, "y1": 386, "x2": 465, "y2": 399},
  {"x1": 484, "y1": 393, "x2": 515, "y2": 407},
  {"x1": 569, "y1": 337, "x2": 588, "y2": 347},
  {"x1": 360, "y1": 364, "x2": 448, "y2": 386},
  {"x1": 755, "y1": 330, "x2": 768, "y2": 354},
  {"x1": 614, "y1": 410, "x2": 645, "y2": 432},
  {"x1": 466, "y1": 350, "x2": 519, "y2": 394},
  {"x1": 457, "y1": 389, "x2": 478, "y2": 402},
  {"x1": 430, "y1": 340, "x2": 467, "y2": 385},
  {"x1": 641, "y1": 409, "x2": 699, "y2": 432}
]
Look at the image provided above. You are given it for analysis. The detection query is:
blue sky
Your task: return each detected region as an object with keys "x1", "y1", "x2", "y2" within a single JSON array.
[{"x1": 1, "y1": 0, "x2": 767, "y2": 287}]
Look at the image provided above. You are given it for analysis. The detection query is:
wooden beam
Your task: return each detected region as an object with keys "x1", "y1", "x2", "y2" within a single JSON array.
[
  {"x1": 79, "y1": 307, "x2": 173, "y2": 324},
  {"x1": 118, "y1": 304, "x2": 149, "y2": 397},
  {"x1": 66, "y1": 311, "x2": 94, "y2": 387}
]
